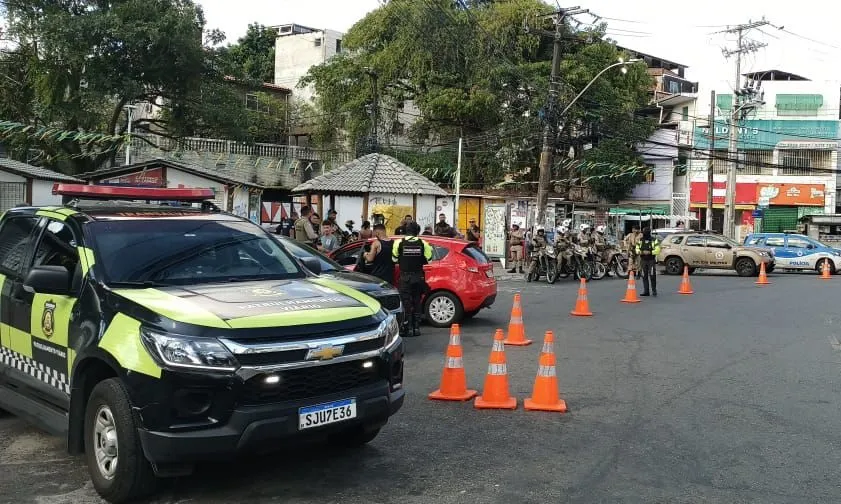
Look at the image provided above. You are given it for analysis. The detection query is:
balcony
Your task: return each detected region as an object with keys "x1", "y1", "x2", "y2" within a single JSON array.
[{"x1": 653, "y1": 74, "x2": 698, "y2": 107}]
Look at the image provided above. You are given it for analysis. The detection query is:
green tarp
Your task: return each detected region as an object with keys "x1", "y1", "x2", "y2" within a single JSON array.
[{"x1": 609, "y1": 205, "x2": 669, "y2": 216}]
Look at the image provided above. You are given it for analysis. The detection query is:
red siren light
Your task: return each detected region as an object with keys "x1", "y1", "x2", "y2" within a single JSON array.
[{"x1": 52, "y1": 184, "x2": 215, "y2": 201}]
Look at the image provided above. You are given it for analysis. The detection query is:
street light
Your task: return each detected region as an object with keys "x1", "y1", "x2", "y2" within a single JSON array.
[{"x1": 559, "y1": 58, "x2": 642, "y2": 117}]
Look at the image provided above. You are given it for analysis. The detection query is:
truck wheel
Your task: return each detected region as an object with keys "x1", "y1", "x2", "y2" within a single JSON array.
[
  {"x1": 664, "y1": 256, "x2": 684, "y2": 275},
  {"x1": 329, "y1": 427, "x2": 381, "y2": 448},
  {"x1": 735, "y1": 257, "x2": 757, "y2": 277},
  {"x1": 84, "y1": 378, "x2": 157, "y2": 504}
]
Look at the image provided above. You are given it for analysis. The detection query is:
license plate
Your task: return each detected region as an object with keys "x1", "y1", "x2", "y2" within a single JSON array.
[{"x1": 299, "y1": 398, "x2": 357, "y2": 430}]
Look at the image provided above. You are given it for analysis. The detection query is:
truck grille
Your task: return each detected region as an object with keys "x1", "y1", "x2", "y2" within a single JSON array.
[
  {"x1": 240, "y1": 360, "x2": 382, "y2": 405},
  {"x1": 234, "y1": 336, "x2": 385, "y2": 367}
]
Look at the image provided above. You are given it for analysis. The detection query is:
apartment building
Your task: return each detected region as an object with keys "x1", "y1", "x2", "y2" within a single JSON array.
[{"x1": 689, "y1": 70, "x2": 840, "y2": 237}]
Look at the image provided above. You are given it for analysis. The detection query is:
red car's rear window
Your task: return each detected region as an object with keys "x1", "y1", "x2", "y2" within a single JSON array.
[{"x1": 461, "y1": 244, "x2": 491, "y2": 265}]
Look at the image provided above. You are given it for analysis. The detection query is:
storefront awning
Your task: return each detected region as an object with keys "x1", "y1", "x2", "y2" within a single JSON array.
[{"x1": 609, "y1": 205, "x2": 669, "y2": 216}]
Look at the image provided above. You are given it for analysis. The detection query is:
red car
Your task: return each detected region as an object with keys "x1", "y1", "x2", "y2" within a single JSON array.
[{"x1": 330, "y1": 236, "x2": 497, "y2": 327}]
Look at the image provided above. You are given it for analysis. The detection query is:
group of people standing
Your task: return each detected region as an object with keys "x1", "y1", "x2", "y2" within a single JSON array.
[{"x1": 281, "y1": 206, "x2": 376, "y2": 252}]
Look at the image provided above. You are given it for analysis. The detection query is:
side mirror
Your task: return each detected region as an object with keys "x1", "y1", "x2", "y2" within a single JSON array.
[
  {"x1": 24, "y1": 266, "x2": 71, "y2": 295},
  {"x1": 300, "y1": 257, "x2": 322, "y2": 275}
]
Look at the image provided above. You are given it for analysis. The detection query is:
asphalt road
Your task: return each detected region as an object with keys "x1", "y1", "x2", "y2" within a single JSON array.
[{"x1": 2, "y1": 271, "x2": 841, "y2": 503}]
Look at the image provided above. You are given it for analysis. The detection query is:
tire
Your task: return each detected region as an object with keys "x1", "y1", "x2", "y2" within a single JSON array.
[
  {"x1": 735, "y1": 257, "x2": 757, "y2": 277},
  {"x1": 84, "y1": 379, "x2": 157, "y2": 504},
  {"x1": 424, "y1": 291, "x2": 464, "y2": 328},
  {"x1": 613, "y1": 257, "x2": 630, "y2": 279},
  {"x1": 664, "y1": 256, "x2": 684, "y2": 275},
  {"x1": 575, "y1": 261, "x2": 592, "y2": 281},
  {"x1": 546, "y1": 260, "x2": 557, "y2": 284},
  {"x1": 591, "y1": 261, "x2": 607, "y2": 280},
  {"x1": 816, "y1": 259, "x2": 836, "y2": 275},
  {"x1": 329, "y1": 427, "x2": 381, "y2": 448}
]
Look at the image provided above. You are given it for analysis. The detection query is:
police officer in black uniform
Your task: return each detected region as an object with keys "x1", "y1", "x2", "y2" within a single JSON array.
[{"x1": 391, "y1": 221, "x2": 433, "y2": 337}]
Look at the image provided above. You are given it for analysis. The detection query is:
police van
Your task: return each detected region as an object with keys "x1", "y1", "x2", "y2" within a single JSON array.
[
  {"x1": 0, "y1": 185, "x2": 404, "y2": 503},
  {"x1": 744, "y1": 232, "x2": 841, "y2": 274}
]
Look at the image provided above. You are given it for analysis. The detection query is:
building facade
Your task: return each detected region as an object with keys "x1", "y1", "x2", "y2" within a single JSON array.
[
  {"x1": 273, "y1": 24, "x2": 343, "y2": 104},
  {"x1": 689, "y1": 70, "x2": 840, "y2": 239}
]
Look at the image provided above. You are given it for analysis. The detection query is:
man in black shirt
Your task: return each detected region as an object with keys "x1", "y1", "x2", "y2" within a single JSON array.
[
  {"x1": 362, "y1": 223, "x2": 394, "y2": 285},
  {"x1": 394, "y1": 214, "x2": 413, "y2": 235}
]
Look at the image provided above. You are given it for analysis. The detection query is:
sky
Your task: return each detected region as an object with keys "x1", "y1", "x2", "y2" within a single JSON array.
[{"x1": 197, "y1": 0, "x2": 841, "y2": 95}]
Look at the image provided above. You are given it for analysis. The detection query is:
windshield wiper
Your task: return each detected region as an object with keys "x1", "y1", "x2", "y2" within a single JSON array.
[{"x1": 107, "y1": 280, "x2": 169, "y2": 288}]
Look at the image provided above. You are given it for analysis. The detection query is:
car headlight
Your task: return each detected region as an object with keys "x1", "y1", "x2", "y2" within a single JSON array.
[
  {"x1": 758, "y1": 251, "x2": 768, "y2": 257},
  {"x1": 141, "y1": 328, "x2": 239, "y2": 373},
  {"x1": 380, "y1": 313, "x2": 400, "y2": 350}
]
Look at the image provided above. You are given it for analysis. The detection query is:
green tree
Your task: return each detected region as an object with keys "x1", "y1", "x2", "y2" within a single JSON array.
[
  {"x1": 217, "y1": 24, "x2": 279, "y2": 83},
  {"x1": 0, "y1": 1, "x2": 287, "y2": 173},
  {"x1": 300, "y1": 0, "x2": 656, "y2": 200}
]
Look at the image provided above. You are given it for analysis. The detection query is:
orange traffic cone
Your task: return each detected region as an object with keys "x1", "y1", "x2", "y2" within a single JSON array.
[
  {"x1": 678, "y1": 265, "x2": 694, "y2": 295},
  {"x1": 755, "y1": 261, "x2": 771, "y2": 286},
  {"x1": 820, "y1": 259, "x2": 832, "y2": 280},
  {"x1": 504, "y1": 293, "x2": 532, "y2": 346},
  {"x1": 474, "y1": 329, "x2": 517, "y2": 410},
  {"x1": 620, "y1": 270, "x2": 641, "y2": 304},
  {"x1": 524, "y1": 331, "x2": 568, "y2": 413},
  {"x1": 570, "y1": 277, "x2": 593, "y2": 316},
  {"x1": 429, "y1": 324, "x2": 478, "y2": 401}
]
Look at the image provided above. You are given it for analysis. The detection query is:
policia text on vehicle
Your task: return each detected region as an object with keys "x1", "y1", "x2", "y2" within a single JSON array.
[{"x1": 0, "y1": 185, "x2": 405, "y2": 504}]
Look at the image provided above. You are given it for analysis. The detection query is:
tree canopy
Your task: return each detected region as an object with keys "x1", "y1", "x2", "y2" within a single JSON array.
[
  {"x1": 301, "y1": 0, "x2": 657, "y2": 201},
  {"x1": 0, "y1": 1, "x2": 286, "y2": 174}
]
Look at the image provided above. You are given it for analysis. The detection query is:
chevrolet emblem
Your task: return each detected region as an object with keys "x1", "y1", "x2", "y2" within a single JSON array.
[{"x1": 306, "y1": 344, "x2": 345, "y2": 361}]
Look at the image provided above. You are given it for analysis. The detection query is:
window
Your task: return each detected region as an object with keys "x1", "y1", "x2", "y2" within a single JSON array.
[
  {"x1": 432, "y1": 246, "x2": 449, "y2": 261},
  {"x1": 669, "y1": 235, "x2": 685, "y2": 245},
  {"x1": 277, "y1": 236, "x2": 341, "y2": 273},
  {"x1": 314, "y1": 37, "x2": 322, "y2": 47},
  {"x1": 88, "y1": 220, "x2": 302, "y2": 286},
  {"x1": 681, "y1": 106, "x2": 689, "y2": 121},
  {"x1": 336, "y1": 39, "x2": 342, "y2": 53},
  {"x1": 745, "y1": 237, "x2": 761, "y2": 246},
  {"x1": 462, "y1": 244, "x2": 490, "y2": 265},
  {"x1": 644, "y1": 165, "x2": 656, "y2": 183},
  {"x1": 331, "y1": 244, "x2": 363, "y2": 267},
  {"x1": 706, "y1": 237, "x2": 730, "y2": 249},
  {"x1": 245, "y1": 93, "x2": 260, "y2": 112},
  {"x1": 786, "y1": 237, "x2": 812, "y2": 249},
  {"x1": 33, "y1": 220, "x2": 79, "y2": 274},
  {"x1": 765, "y1": 236, "x2": 785, "y2": 247},
  {"x1": 685, "y1": 236, "x2": 705, "y2": 247},
  {"x1": 0, "y1": 216, "x2": 37, "y2": 275}
]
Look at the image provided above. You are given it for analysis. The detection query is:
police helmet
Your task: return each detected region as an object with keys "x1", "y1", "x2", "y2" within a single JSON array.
[
  {"x1": 535, "y1": 225, "x2": 545, "y2": 233},
  {"x1": 580, "y1": 223, "x2": 590, "y2": 232},
  {"x1": 562, "y1": 219, "x2": 572, "y2": 227},
  {"x1": 559, "y1": 226, "x2": 568, "y2": 234},
  {"x1": 596, "y1": 225, "x2": 606, "y2": 234}
]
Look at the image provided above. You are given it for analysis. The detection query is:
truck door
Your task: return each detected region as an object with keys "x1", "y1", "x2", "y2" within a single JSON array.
[{"x1": 704, "y1": 236, "x2": 736, "y2": 266}]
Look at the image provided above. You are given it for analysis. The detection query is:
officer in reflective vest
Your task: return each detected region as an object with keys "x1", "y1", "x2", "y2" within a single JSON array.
[
  {"x1": 635, "y1": 226, "x2": 661, "y2": 297},
  {"x1": 392, "y1": 221, "x2": 433, "y2": 337}
]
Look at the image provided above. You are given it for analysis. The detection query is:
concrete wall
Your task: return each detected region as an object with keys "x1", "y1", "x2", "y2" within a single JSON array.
[
  {"x1": 0, "y1": 171, "x2": 25, "y2": 182},
  {"x1": 333, "y1": 196, "x2": 365, "y2": 223},
  {"x1": 166, "y1": 168, "x2": 228, "y2": 209},
  {"x1": 630, "y1": 128, "x2": 677, "y2": 201},
  {"x1": 274, "y1": 29, "x2": 343, "y2": 104},
  {"x1": 31, "y1": 180, "x2": 62, "y2": 206}
]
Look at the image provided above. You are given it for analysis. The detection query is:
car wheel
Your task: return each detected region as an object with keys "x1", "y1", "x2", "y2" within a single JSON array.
[
  {"x1": 329, "y1": 427, "x2": 381, "y2": 448},
  {"x1": 84, "y1": 379, "x2": 157, "y2": 504},
  {"x1": 664, "y1": 256, "x2": 684, "y2": 275},
  {"x1": 735, "y1": 257, "x2": 757, "y2": 277},
  {"x1": 816, "y1": 259, "x2": 836, "y2": 275},
  {"x1": 425, "y1": 291, "x2": 464, "y2": 328},
  {"x1": 464, "y1": 309, "x2": 481, "y2": 319}
]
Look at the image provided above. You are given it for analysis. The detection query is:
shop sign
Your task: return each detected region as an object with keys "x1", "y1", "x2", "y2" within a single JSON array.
[
  {"x1": 694, "y1": 119, "x2": 839, "y2": 151},
  {"x1": 100, "y1": 168, "x2": 164, "y2": 187},
  {"x1": 757, "y1": 183, "x2": 825, "y2": 206},
  {"x1": 689, "y1": 182, "x2": 758, "y2": 205}
]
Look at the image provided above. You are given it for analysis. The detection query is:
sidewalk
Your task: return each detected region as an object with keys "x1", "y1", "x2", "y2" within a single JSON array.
[{"x1": 492, "y1": 261, "x2": 524, "y2": 282}]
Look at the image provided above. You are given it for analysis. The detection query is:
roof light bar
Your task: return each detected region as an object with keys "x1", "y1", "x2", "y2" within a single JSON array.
[{"x1": 52, "y1": 184, "x2": 215, "y2": 201}]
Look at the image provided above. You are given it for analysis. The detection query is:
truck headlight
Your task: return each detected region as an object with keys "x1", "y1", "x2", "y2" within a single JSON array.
[
  {"x1": 141, "y1": 329, "x2": 239, "y2": 373},
  {"x1": 380, "y1": 314, "x2": 400, "y2": 350},
  {"x1": 758, "y1": 251, "x2": 768, "y2": 257}
]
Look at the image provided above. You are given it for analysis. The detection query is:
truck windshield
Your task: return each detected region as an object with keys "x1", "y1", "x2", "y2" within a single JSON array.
[{"x1": 88, "y1": 219, "x2": 304, "y2": 286}]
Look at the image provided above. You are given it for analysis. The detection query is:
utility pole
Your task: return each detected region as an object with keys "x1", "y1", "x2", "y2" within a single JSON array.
[
  {"x1": 454, "y1": 136, "x2": 463, "y2": 227},
  {"x1": 124, "y1": 104, "x2": 137, "y2": 166},
  {"x1": 719, "y1": 20, "x2": 768, "y2": 238},
  {"x1": 526, "y1": 6, "x2": 589, "y2": 228},
  {"x1": 706, "y1": 90, "x2": 716, "y2": 231}
]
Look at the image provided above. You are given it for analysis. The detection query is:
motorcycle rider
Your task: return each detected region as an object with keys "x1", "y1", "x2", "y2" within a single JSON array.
[
  {"x1": 624, "y1": 225, "x2": 642, "y2": 278},
  {"x1": 554, "y1": 225, "x2": 573, "y2": 269},
  {"x1": 528, "y1": 225, "x2": 548, "y2": 276},
  {"x1": 576, "y1": 223, "x2": 593, "y2": 247},
  {"x1": 593, "y1": 225, "x2": 608, "y2": 262}
]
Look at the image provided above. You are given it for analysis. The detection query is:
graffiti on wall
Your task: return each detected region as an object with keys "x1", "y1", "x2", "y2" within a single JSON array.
[
  {"x1": 370, "y1": 195, "x2": 398, "y2": 207},
  {"x1": 483, "y1": 203, "x2": 507, "y2": 258}
]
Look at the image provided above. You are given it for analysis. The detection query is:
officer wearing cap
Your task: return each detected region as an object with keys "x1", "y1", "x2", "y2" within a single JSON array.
[{"x1": 392, "y1": 221, "x2": 433, "y2": 337}]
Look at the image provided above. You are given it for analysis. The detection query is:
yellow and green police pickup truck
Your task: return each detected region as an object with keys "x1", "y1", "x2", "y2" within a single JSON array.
[{"x1": 0, "y1": 185, "x2": 404, "y2": 503}]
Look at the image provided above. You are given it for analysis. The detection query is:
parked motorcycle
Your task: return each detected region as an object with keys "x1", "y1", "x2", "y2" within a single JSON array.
[
  {"x1": 549, "y1": 243, "x2": 592, "y2": 282},
  {"x1": 588, "y1": 245, "x2": 608, "y2": 280},
  {"x1": 525, "y1": 245, "x2": 556, "y2": 283},
  {"x1": 604, "y1": 244, "x2": 630, "y2": 279}
]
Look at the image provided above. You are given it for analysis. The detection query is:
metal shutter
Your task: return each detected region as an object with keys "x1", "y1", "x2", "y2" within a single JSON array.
[{"x1": 761, "y1": 206, "x2": 799, "y2": 233}]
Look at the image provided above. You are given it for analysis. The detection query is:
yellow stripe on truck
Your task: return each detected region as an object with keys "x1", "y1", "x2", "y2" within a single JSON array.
[
  {"x1": 6, "y1": 326, "x2": 32, "y2": 358},
  {"x1": 226, "y1": 306, "x2": 377, "y2": 329},
  {"x1": 98, "y1": 313, "x2": 161, "y2": 379},
  {"x1": 112, "y1": 288, "x2": 230, "y2": 329},
  {"x1": 0, "y1": 274, "x2": 5, "y2": 349},
  {"x1": 77, "y1": 247, "x2": 96, "y2": 277},
  {"x1": 309, "y1": 277, "x2": 382, "y2": 312}
]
